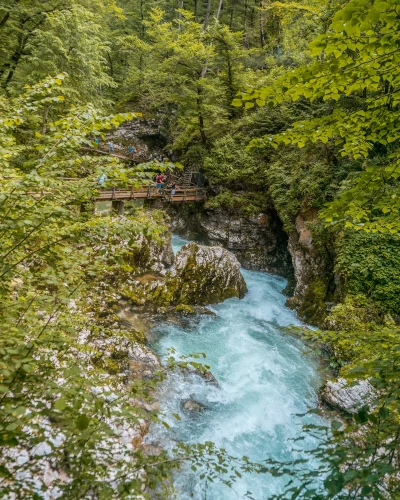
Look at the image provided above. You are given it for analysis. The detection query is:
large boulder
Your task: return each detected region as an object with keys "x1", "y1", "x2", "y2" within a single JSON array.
[
  {"x1": 128, "y1": 232, "x2": 174, "y2": 274},
  {"x1": 321, "y1": 378, "x2": 375, "y2": 414},
  {"x1": 153, "y1": 242, "x2": 247, "y2": 306}
]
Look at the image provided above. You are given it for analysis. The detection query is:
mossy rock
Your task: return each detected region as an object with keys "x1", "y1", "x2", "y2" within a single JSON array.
[{"x1": 154, "y1": 242, "x2": 247, "y2": 306}]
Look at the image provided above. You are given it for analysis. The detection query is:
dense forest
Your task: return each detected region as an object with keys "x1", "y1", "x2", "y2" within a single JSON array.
[{"x1": 0, "y1": 0, "x2": 400, "y2": 498}]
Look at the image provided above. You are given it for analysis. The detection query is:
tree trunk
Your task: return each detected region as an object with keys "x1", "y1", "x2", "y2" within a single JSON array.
[
  {"x1": 216, "y1": 0, "x2": 223, "y2": 22},
  {"x1": 196, "y1": 86, "x2": 207, "y2": 144},
  {"x1": 0, "y1": 0, "x2": 20, "y2": 30},
  {"x1": 140, "y1": 0, "x2": 145, "y2": 37},
  {"x1": 194, "y1": 0, "x2": 198, "y2": 21},
  {"x1": 2, "y1": 32, "x2": 28, "y2": 88},
  {"x1": 42, "y1": 104, "x2": 50, "y2": 136},
  {"x1": 107, "y1": 52, "x2": 114, "y2": 77},
  {"x1": 243, "y1": 0, "x2": 249, "y2": 46},
  {"x1": 178, "y1": 0, "x2": 184, "y2": 31},
  {"x1": 201, "y1": 0, "x2": 223, "y2": 77},
  {"x1": 203, "y1": 0, "x2": 212, "y2": 29},
  {"x1": 259, "y1": 0, "x2": 265, "y2": 49}
]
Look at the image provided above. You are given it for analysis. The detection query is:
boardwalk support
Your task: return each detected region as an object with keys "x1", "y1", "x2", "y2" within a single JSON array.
[{"x1": 112, "y1": 200, "x2": 125, "y2": 215}]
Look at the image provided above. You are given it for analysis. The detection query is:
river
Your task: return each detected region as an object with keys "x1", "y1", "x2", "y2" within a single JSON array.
[{"x1": 149, "y1": 235, "x2": 324, "y2": 499}]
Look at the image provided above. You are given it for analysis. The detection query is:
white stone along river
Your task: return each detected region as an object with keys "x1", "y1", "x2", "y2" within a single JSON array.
[{"x1": 148, "y1": 235, "x2": 325, "y2": 499}]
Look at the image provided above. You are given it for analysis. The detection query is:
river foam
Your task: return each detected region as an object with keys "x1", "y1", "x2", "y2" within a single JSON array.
[{"x1": 149, "y1": 235, "x2": 324, "y2": 498}]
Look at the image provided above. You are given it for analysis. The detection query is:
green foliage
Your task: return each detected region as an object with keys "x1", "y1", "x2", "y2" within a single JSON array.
[
  {"x1": 0, "y1": 0, "x2": 121, "y2": 106},
  {"x1": 266, "y1": 325, "x2": 400, "y2": 499},
  {"x1": 205, "y1": 189, "x2": 267, "y2": 216},
  {"x1": 335, "y1": 231, "x2": 400, "y2": 315},
  {"x1": 240, "y1": 0, "x2": 400, "y2": 234},
  {"x1": 266, "y1": 145, "x2": 345, "y2": 229},
  {"x1": 203, "y1": 135, "x2": 267, "y2": 189}
]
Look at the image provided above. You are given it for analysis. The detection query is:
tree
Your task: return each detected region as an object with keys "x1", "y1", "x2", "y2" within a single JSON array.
[
  {"x1": 0, "y1": 0, "x2": 121, "y2": 106},
  {"x1": 237, "y1": 0, "x2": 400, "y2": 234}
]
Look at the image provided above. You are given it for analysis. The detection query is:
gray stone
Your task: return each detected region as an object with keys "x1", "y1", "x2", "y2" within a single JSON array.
[
  {"x1": 128, "y1": 342, "x2": 161, "y2": 380},
  {"x1": 321, "y1": 378, "x2": 375, "y2": 414},
  {"x1": 161, "y1": 242, "x2": 247, "y2": 305},
  {"x1": 170, "y1": 206, "x2": 293, "y2": 277},
  {"x1": 181, "y1": 399, "x2": 206, "y2": 413}
]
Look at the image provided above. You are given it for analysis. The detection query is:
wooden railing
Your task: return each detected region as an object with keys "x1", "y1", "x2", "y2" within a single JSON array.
[
  {"x1": 95, "y1": 185, "x2": 207, "y2": 203},
  {"x1": 26, "y1": 182, "x2": 207, "y2": 204}
]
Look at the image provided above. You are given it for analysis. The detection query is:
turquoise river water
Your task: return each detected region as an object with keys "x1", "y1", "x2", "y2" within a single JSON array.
[{"x1": 149, "y1": 235, "x2": 324, "y2": 499}]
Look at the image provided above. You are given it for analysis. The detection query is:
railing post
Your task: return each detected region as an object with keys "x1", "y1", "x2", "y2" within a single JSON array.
[
  {"x1": 112, "y1": 186, "x2": 116, "y2": 200},
  {"x1": 147, "y1": 186, "x2": 150, "y2": 198}
]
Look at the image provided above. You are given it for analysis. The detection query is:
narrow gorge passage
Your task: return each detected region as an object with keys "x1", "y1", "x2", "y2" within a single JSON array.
[{"x1": 149, "y1": 236, "x2": 325, "y2": 499}]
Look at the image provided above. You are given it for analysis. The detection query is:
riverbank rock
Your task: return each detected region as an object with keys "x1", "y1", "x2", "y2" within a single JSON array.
[
  {"x1": 152, "y1": 242, "x2": 247, "y2": 306},
  {"x1": 321, "y1": 378, "x2": 375, "y2": 414},
  {"x1": 181, "y1": 399, "x2": 206, "y2": 414},
  {"x1": 128, "y1": 342, "x2": 161, "y2": 380},
  {"x1": 129, "y1": 232, "x2": 174, "y2": 274}
]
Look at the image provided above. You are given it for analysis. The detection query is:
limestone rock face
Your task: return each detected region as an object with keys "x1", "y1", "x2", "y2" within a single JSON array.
[
  {"x1": 128, "y1": 342, "x2": 161, "y2": 380},
  {"x1": 170, "y1": 206, "x2": 293, "y2": 277},
  {"x1": 285, "y1": 208, "x2": 332, "y2": 324},
  {"x1": 321, "y1": 378, "x2": 375, "y2": 414},
  {"x1": 129, "y1": 232, "x2": 174, "y2": 274},
  {"x1": 108, "y1": 118, "x2": 168, "y2": 162},
  {"x1": 156, "y1": 242, "x2": 247, "y2": 305}
]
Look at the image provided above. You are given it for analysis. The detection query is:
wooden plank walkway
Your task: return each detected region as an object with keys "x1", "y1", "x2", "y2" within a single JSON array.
[
  {"x1": 27, "y1": 184, "x2": 207, "y2": 204},
  {"x1": 96, "y1": 185, "x2": 207, "y2": 203}
]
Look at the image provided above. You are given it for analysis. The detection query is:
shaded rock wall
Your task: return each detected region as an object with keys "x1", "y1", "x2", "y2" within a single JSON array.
[
  {"x1": 169, "y1": 204, "x2": 294, "y2": 279},
  {"x1": 285, "y1": 208, "x2": 333, "y2": 324}
]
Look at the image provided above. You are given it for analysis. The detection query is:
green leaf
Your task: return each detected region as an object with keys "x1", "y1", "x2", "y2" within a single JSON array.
[
  {"x1": 75, "y1": 415, "x2": 90, "y2": 430},
  {"x1": 55, "y1": 398, "x2": 67, "y2": 411}
]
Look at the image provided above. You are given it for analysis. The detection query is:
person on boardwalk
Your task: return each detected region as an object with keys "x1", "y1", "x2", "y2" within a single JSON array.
[
  {"x1": 160, "y1": 173, "x2": 167, "y2": 192},
  {"x1": 156, "y1": 173, "x2": 163, "y2": 193},
  {"x1": 94, "y1": 138, "x2": 100, "y2": 148},
  {"x1": 169, "y1": 181, "x2": 176, "y2": 200},
  {"x1": 128, "y1": 145, "x2": 135, "y2": 157},
  {"x1": 108, "y1": 141, "x2": 114, "y2": 153},
  {"x1": 98, "y1": 174, "x2": 106, "y2": 184}
]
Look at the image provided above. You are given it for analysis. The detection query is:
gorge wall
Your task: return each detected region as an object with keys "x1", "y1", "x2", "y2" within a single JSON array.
[{"x1": 167, "y1": 203, "x2": 333, "y2": 325}]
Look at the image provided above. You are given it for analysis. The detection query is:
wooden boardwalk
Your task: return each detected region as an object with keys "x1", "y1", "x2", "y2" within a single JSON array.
[
  {"x1": 28, "y1": 184, "x2": 207, "y2": 205},
  {"x1": 96, "y1": 185, "x2": 207, "y2": 203}
]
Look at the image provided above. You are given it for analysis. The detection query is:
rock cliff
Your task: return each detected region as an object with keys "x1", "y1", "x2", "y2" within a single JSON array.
[
  {"x1": 285, "y1": 208, "x2": 333, "y2": 323},
  {"x1": 169, "y1": 205, "x2": 293, "y2": 278}
]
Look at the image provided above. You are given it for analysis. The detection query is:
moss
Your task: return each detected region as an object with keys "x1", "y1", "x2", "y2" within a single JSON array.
[
  {"x1": 287, "y1": 277, "x2": 328, "y2": 325},
  {"x1": 335, "y1": 231, "x2": 400, "y2": 315},
  {"x1": 175, "y1": 304, "x2": 195, "y2": 314},
  {"x1": 325, "y1": 295, "x2": 386, "y2": 331},
  {"x1": 120, "y1": 287, "x2": 147, "y2": 305},
  {"x1": 205, "y1": 189, "x2": 266, "y2": 216}
]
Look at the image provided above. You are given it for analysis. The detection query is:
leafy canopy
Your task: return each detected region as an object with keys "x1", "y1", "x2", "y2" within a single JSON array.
[{"x1": 236, "y1": 0, "x2": 400, "y2": 234}]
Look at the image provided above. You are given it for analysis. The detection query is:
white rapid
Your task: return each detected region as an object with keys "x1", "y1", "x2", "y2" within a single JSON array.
[{"x1": 149, "y1": 235, "x2": 324, "y2": 499}]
